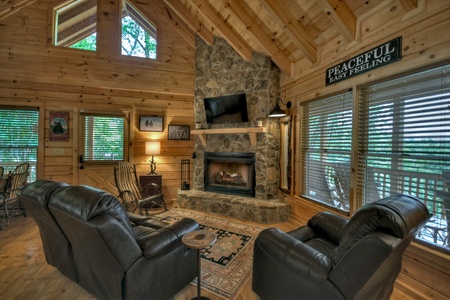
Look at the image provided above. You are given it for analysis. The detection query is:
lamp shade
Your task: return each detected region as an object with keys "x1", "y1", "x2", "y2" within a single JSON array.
[
  {"x1": 269, "y1": 104, "x2": 287, "y2": 117},
  {"x1": 145, "y1": 141, "x2": 160, "y2": 155}
]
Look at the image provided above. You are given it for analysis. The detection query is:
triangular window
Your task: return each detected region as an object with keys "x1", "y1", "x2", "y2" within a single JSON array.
[
  {"x1": 53, "y1": 0, "x2": 97, "y2": 51},
  {"x1": 121, "y1": 0, "x2": 157, "y2": 59}
]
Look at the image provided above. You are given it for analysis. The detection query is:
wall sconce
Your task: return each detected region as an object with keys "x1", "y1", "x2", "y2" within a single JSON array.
[
  {"x1": 269, "y1": 98, "x2": 292, "y2": 118},
  {"x1": 145, "y1": 141, "x2": 160, "y2": 175}
]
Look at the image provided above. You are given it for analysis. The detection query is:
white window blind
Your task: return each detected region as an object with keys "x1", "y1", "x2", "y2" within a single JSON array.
[
  {"x1": 301, "y1": 92, "x2": 353, "y2": 211},
  {"x1": 0, "y1": 107, "x2": 38, "y2": 181},
  {"x1": 358, "y1": 64, "x2": 450, "y2": 248},
  {"x1": 81, "y1": 114, "x2": 125, "y2": 161}
]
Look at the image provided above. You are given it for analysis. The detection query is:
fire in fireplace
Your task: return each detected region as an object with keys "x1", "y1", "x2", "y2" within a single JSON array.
[{"x1": 204, "y1": 152, "x2": 256, "y2": 197}]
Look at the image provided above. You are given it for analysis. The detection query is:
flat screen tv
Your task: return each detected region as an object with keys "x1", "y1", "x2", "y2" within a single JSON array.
[{"x1": 203, "y1": 93, "x2": 249, "y2": 124}]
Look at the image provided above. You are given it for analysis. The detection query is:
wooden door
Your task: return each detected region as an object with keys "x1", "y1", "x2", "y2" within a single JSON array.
[
  {"x1": 78, "y1": 163, "x2": 118, "y2": 196},
  {"x1": 77, "y1": 110, "x2": 130, "y2": 197}
]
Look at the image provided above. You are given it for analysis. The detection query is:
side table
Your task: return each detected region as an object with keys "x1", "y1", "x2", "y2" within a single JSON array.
[
  {"x1": 139, "y1": 175, "x2": 162, "y2": 195},
  {"x1": 182, "y1": 230, "x2": 217, "y2": 300}
]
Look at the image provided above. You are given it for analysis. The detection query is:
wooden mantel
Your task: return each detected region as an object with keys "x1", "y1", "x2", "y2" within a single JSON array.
[{"x1": 191, "y1": 127, "x2": 267, "y2": 146}]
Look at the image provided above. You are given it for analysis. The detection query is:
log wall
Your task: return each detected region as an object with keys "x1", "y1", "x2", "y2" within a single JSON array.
[{"x1": 0, "y1": 0, "x2": 196, "y2": 202}]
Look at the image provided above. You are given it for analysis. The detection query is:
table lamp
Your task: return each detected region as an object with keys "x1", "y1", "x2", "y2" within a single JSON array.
[{"x1": 145, "y1": 141, "x2": 160, "y2": 175}]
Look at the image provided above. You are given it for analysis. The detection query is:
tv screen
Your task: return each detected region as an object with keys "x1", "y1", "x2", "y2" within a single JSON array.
[{"x1": 203, "y1": 93, "x2": 249, "y2": 124}]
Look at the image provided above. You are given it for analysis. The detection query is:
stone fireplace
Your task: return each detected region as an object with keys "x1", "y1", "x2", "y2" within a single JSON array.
[{"x1": 177, "y1": 37, "x2": 289, "y2": 223}]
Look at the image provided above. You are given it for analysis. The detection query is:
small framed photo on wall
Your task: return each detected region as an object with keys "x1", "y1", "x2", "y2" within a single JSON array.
[
  {"x1": 140, "y1": 116, "x2": 164, "y2": 132},
  {"x1": 168, "y1": 125, "x2": 190, "y2": 140}
]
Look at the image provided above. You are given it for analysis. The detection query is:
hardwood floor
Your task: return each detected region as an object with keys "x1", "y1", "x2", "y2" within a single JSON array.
[{"x1": 0, "y1": 208, "x2": 410, "y2": 299}]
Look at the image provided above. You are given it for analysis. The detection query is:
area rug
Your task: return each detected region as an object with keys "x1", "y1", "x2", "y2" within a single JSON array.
[{"x1": 154, "y1": 208, "x2": 265, "y2": 300}]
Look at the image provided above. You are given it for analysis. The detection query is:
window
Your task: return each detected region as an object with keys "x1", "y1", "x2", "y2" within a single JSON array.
[
  {"x1": 80, "y1": 114, "x2": 125, "y2": 162},
  {"x1": 52, "y1": 0, "x2": 158, "y2": 57},
  {"x1": 358, "y1": 64, "x2": 450, "y2": 248},
  {"x1": 121, "y1": 1, "x2": 157, "y2": 59},
  {"x1": 53, "y1": 0, "x2": 97, "y2": 51},
  {"x1": 300, "y1": 92, "x2": 353, "y2": 211},
  {"x1": 0, "y1": 107, "x2": 39, "y2": 182}
]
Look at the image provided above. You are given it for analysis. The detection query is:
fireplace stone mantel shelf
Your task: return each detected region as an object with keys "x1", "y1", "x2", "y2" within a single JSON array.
[
  {"x1": 177, "y1": 189, "x2": 289, "y2": 224},
  {"x1": 191, "y1": 127, "x2": 266, "y2": 146}
]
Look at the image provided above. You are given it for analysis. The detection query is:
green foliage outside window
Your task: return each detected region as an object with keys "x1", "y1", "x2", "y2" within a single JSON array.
[
  {"x1": 83, "y1": 115, "x2": 124, "y2": 161},
  {"x1": 70, "y1": 33, "x2": 97, "y2": 51},
  {"x1": 121, "y1": 16, "x2": 157, "y2": 59}
]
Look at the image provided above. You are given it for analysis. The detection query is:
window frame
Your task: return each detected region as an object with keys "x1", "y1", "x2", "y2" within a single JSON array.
[
  {"x1": 299, "y1": 91, "x2": 354, "y2": 213},
  {"x1": 356, "y1": 64, "x2": 450, "y2": 250},
  {"x1": 0, "y1": 106, "x2": 39, "y2": 182},
  {"x1": 119, "y1": 0, "x2": 160, "y2": 60},
  {"x1": 296, "y1": 63, "x2": 450, "y2": 252},
  {"x1": 79, "y1": 112, "x2": 128, "y2": 164},
  {"x1": 52, "y1": 0, "x2": 98, "y2": 51}
]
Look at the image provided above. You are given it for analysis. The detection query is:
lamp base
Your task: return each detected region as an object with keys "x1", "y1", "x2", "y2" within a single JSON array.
[{"x1": 148, "y1": 156, "x2": 157, "y2": 175}]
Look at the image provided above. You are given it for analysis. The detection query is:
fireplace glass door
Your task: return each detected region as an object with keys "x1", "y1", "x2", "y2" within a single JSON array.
[{"x1": 204, "y1": 152, "x2": 255, "y2": 197}]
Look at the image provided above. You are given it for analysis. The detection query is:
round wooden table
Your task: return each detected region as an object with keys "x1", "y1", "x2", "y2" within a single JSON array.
[{"x1": 182, "y1": 230, "x2": 217, "y2": 300}]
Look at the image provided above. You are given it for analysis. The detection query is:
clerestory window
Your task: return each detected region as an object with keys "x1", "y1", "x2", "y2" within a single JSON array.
[
  {"x1": 121, "y1": 1, "x2": 157, "y2": 59},
  {"x1": 53, "y1": 0, "x2": 97, "y2": 51},
  {"x1": 52, "y1": 0, "x2": 157, "y2": 58}
]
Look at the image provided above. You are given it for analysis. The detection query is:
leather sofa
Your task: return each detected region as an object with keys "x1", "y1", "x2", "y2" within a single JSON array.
[
  {"x1": 252, "y1": 194, "x2": 430, "y2": 300},
  {"x1": 20, "y1": 180, "x2": 199, "y2": 300}
]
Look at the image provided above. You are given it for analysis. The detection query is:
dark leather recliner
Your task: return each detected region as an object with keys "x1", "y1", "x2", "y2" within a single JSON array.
[
  {"x1": 252, "y1": 194, "x2": 430, "y2": 300},
  {"x1": 19, "y1": 180, "x2": 78, "y2": 282},
  {"x1": 21, "y1": 180, "x2": 199, "y2": 300}
]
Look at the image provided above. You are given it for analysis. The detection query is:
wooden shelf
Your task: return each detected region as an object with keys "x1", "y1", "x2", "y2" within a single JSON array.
[{"x1": 191, "y1": 127, "x2": 267, "y2": 146}]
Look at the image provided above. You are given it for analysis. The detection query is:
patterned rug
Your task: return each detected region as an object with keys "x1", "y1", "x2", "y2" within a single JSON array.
[{"x1": 154, "y1": 209, "x2": 265, "y2": 300}]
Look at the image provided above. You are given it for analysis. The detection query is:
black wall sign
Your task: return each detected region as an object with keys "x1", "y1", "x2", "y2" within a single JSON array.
[{"x1": 325, "y1": 37, "x2": 402, "y2": 86}]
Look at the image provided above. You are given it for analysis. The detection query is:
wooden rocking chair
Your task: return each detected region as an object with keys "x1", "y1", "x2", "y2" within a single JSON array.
[
  {"x1": 114, "y1": 161, "x2": 167, "y2": 215},
  {"x1": 0, "y1": 162, "x2": 30, "y2": 226}
]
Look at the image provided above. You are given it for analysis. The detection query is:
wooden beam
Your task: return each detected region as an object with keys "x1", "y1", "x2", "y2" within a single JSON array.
[
  {"x1": 224, "y1": 0, "x2": 292, "y2": 76},
  {"x1": 316, "y1": 0, "x2": 357, "y2": 43},
  {"x1": 258, "y1": 0, "x2": 317, "y2": 63},
  {"x1": 399, "y1": 0, "x2": 418, "y2": 13},
  {"x1": 399, "y1": 0, "x2": 426, "y2": 21},
  {"x1": 130, "y1": 0, "x2": 196, "y2": 49},
  {"x1": 163, "y1": 0, "x2": 214, "y2": 46},
  {"x1": 189, "y1": 0, "x2": 253, "y2": 61},
  {"x1": 0, "y1": 0, "x2": 36, "y2": 21}
]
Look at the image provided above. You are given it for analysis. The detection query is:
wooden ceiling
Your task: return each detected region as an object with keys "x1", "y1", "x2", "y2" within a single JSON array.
[
  {"x1": 0, "y1": 0, "x2": 425, "y2": 77},
  {"x1": 161, "y1": 0, "x2": 425, "y2": 76}
]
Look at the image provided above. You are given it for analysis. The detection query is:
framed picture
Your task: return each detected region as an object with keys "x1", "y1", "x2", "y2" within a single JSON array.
[
  {"x1": 49, "y1": 111, "x2": 69, "y2": 142},
  {"x1": 168, "y1": 125, "x2": 190, "y2": 140},
  {"x1": 139, "y1": 116, "x2": 164, "y2": 132}
]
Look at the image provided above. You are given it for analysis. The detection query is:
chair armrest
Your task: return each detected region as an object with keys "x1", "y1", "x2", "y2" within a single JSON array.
[
  {"x1": 127, "y1": 212, "x2": 151, "y2": 225},
  {"x1": 164, "y1": 218, "x2": 200, "y2": 242},
  {"x1": 141, "y1": 218, "x2": 169, "y2": 229},
  {"x1": 137, "y1": 228, "x2": 179, "y2": 258},
  {"x1": 138, "y1": 194, "x2": 163, "y2": 206},
  {"x1": 136, "y1": 218, "x2": 199, "y2": 258},
  {"x1": 307, "y1": 212, "x2": 348, "y2": 244},
  {"x1": 256, "y1": 228, "x2": 333, "y2": 282},
  {"x1": 141, "y1": 183, "x2": 161, "y2": 198}
]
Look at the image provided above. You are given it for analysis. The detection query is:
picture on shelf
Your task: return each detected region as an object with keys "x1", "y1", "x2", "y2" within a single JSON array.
[
  {"x1": 168, "y1": 125, "x2": 190, "y2": 140},
  {"x1": 140, "y1": 116, "x2": 164, "y2": 132}
]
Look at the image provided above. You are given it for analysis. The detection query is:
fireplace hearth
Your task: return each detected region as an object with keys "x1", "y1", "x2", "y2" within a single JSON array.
[{"x1": 204, "y1": 152, "x2": 255, "y2": 197}]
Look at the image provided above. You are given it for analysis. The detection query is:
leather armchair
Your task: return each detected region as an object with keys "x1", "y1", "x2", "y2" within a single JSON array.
[
  {"x1": 252, "y1": 194, "x2": 430, "y2": 300},
  {"x1": 38, "y1": 183, "x2": 199, "y2": 300}
]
